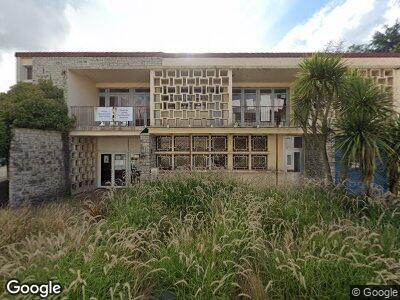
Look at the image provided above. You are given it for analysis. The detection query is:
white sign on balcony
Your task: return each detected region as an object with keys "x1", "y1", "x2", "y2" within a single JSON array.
[
  {"x1": 95, "y1": 107, "x2": 113, "y2": 122},
  {"x1": 115, "y1": 107, "x2": 133, "y2": 122}
]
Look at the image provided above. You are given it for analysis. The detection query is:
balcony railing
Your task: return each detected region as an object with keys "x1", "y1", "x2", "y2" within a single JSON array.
[
  {"x1": 233, "y1": 105, "x2": 288, "y2": 127},
  {"x1": 71, "y1": 106, "x2": 150, "y2": 128}
]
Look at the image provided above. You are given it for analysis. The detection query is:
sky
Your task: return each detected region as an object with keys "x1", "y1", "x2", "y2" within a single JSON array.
[{"x1": 0, "y1": 0, "x2": 399, "y2": 92}]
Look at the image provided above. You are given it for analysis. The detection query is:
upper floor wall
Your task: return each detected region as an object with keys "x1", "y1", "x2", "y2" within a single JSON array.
[{"x1": 15, "y1": 52, "x2": 400, "y2": 129}]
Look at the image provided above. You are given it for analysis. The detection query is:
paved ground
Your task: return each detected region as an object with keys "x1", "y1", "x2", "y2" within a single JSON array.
[{"x1": 0, "y1": 166, "x2": 7, "y2": 181}]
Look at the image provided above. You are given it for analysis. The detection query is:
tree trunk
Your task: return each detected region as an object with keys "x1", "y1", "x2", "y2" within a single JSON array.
[
  {"x1": 304, "y1": 134, "x2": 325, "y2": 179},
  {"x1": 322, "y1": 135, "x2": 333, "y2": 185}
]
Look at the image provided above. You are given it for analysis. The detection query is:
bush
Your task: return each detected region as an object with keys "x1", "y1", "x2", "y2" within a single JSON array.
[
  {"x1": 0, "y1": 80, "x2": 74, "y2": 161},
  {"x1": 0, "y1": 174, "x2": 399, "y2": 298}
]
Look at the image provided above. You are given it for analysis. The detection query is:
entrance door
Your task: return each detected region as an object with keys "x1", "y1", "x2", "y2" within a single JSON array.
[
  {"x1": 114, "y1": 154, "x2": 127, "y2": 186},
  {"x1": 101, "y1": 154, "x2": 112, "y2": 186},
  {"x1": 294, "y1": 152, "x2": 301, "y2": 172}
]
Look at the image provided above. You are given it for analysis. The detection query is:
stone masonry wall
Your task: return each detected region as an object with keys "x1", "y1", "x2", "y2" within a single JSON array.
[
  {"x1": 32, "y1": 56, "x2": 162, "y2": 89},
  {"x1": 138, "y1": 133, "x2": 156, "y2": 179},
  {"x1": 9, "y1": 128, "x2": 69, "y2": 207}
]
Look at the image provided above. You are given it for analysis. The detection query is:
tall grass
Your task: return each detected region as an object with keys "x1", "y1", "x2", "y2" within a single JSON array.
[{"x1": 0, "y1": 173, "x2": 399, "y2": 299}]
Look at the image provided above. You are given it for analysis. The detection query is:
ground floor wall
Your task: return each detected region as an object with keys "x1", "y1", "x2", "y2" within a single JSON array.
[{"x1": 69, "y1": 132, "x2": 306, "y2": 189}]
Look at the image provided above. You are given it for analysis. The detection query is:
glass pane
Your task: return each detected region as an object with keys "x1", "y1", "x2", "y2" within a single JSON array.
[
  {"x1": 232, "y1": 93, "x2": 241, "y2": 107},
  {"x1": 99, "y1": 96, "x2": 105, "y2": 107},
  {"x1": 114, "y1": 154, "x2": 126, "y2": 186},
  {"x1": 274, "y1": 91, "x2": 287, "y2": 125},
  {"x1": 260, "y1": 92, "x2": 272, "y2": 122},
  {"x1": 244, "y1": 92, "x2": 256, "y2": 108},
  {"x1": 109, "y1": 96, "x2": 117, "y2": 107},
  {"x1": 120, "y1": 95, "x2": 130, "y2": 106}
]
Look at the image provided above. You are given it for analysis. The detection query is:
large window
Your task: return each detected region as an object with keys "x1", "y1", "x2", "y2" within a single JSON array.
[
  {"x1": 232, "y1": 88, "x2": 288, "y2": 126},
  {"x1": 155, "y1": 135, "x2": 268, "y2": 171}
]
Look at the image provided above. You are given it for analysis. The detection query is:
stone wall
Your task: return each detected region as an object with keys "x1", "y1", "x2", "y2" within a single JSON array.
[
  {"x1": 9, "y1": 128, "x2": 69, "y2": 207},
  {"x1": 32, "y1": 56, "x2": 162, "y2": 89},
  {"x1": 138, "y1": 133, "x2": 156, "y2": 179}
]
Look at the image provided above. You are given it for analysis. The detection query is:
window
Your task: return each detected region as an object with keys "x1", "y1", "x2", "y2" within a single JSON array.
[
  {"x1": 251, "y1": 155, "x2": 268, "y2": 170},
  {"x1": 211, "y1": 154, "x2": 227, "y2": 169},
  {"x1": 25, "y1": 66, "x2": 33, "y2": 80},
  {"x1": 193, "y1": 155, "x2": 209, "y2": 169},
  {"x1": 294, "y1": 137, "x2": 303, "y2": 148},
  {"x1": 174, "y1": 136, "x2": 190, "y2": 151},
  {"x1": 287, "y1": 154, "x2": 292, "y2": 166},
  {"x1": 233, "y1": 136, "x2": 248, "y2": 151},
  {"x1": 174, "y1": 155, "x2": 190, "y2": 170},
  {"x1": 157, "y1": 155, "x2": 172, "y2": 170},
  {"x1": 251, "y1": 136, "x2": 268, "y2": 151},
  {"x1": 232, "y1": 88, "x2": 288, "y2": 126},
  {"x1": 233, "y1": 155, "x2": 249, "y2": 170},
  {"x1": 156, "y1": 136, "x2": 172, "y2": 151},
  {"x1": 211, "y1": 136, "x2": 227, "y2": 151}
]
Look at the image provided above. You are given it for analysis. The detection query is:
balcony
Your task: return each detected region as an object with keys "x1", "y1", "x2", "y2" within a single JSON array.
[{"x1": 71, "y1": 106, "x2": 150, "y2": 130}]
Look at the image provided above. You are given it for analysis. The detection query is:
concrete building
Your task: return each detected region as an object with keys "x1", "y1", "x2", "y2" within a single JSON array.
[{"x1": 14, "y1": 52, "x2": 400, "y2": 194}]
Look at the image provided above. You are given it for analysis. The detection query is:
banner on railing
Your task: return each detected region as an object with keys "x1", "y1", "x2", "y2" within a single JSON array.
[
  {"x1": 95, "y1": 107, "x2": 113, "y2": 122},
  {"x1": 115, "y1": 107, "x2": 133, "y2": 122}
]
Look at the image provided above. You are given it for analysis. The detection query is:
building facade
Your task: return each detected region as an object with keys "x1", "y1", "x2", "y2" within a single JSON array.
[{"x1": 15, "y1": 52, "x2": 400, "y2": 194}]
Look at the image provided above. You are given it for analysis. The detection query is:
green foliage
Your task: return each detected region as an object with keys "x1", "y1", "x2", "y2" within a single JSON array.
[
  {"x1": 0, "y1": 174, "x2": 399, "y2": 299},
  {"x1": 348, "y1": 21, "x2": 400, "y2": 53},
  {"x1": 292, "y1": 53, "x2": 347, "y2": 134},
  {"x1": 386, "y1": 115, "x2": 400, "y2": 195},
  {"x1": 0, "y1": 80, "x2": 74, "y2": 160},
  {"x1": 292, "y1": 53, "x2": 347, "y2": 183},
  {"x1": 335, "y1": 72, "x2": 393, "y2": 195}
]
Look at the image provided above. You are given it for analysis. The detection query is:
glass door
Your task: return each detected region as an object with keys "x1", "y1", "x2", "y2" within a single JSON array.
[
  {"x1": 99, "y1": 153, "x2": 128, "y2": 187},
  {"x1": 114, "y1": 154, "x2": 127, "y2": 186}
]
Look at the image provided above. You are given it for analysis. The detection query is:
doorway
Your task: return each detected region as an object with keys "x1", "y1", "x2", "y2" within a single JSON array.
[{"x1": 99, "y1": 153, "x2": 127, "y2": 187}]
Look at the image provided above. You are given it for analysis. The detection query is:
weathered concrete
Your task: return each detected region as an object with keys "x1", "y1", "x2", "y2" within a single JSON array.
[{"x1": 9, "y1": 128, "x2": 69, "y2": 207}]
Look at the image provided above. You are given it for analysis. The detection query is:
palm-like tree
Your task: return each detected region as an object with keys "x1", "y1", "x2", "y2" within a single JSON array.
[
  {"x1": 292, "y1": 53, "x2": 347, "y2": 183},
  {"x1": 386, "y1": 116, "x2": 400, "y2": 196},
  {"x1": 335, "y1": 73, "x2": 393, "y2": 196}
]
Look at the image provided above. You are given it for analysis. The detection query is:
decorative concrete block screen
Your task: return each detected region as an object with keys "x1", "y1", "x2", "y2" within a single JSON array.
[
  {"x1": 151, "y1": 69, "x2": 232, "y2": 127},
  {"x1": 9, "y1": 128, "x2": 69, "y2": 207},
  {"x1": 70, "y1": 137, "x2": 96, "y2": 194},
  {"x1": 358, "y1": 68, "x2": 394, "y2": 99}
]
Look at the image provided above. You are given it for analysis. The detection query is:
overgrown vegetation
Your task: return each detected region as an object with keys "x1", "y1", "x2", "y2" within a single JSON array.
[
  {"x1": 0, "y1": 80, "x2": 74, "y2": 161},
  {"x1": 0, "y1": 174, "x2": 399, "y2": 299}
]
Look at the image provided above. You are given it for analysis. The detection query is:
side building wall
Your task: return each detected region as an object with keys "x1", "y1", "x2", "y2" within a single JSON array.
[{"x1": 9, "y1": 128, "x2": 70, "y2": 207}]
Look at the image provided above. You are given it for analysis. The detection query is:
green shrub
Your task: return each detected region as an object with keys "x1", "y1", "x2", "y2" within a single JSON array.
[{"x1": 0, "y1": 80, "x2": 74, "y2": 161}]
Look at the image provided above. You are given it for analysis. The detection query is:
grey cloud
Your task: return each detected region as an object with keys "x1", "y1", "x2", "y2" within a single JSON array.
[
  {"x1": 0, "y1": 0, "x2": 80, "y2": 51},
  {"x1": 341, "y1": 0, "x2": 391, "y2": 45}
]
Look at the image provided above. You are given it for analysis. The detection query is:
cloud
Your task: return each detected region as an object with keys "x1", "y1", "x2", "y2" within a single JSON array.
[
  {"x1": 273, "y1": 0, "x2": 398, "y2": 51},
  {"x1": 62, "y1": 0, "x2": 291, "y2": 52},
  {"x1": 0, "y1": 0, "x2": 79, "y2": 51}
]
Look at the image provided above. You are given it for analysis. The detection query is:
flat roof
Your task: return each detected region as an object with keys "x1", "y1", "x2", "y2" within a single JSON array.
[{"x1": 14, "y1": 51, "x2": 400, "y2": 58}]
